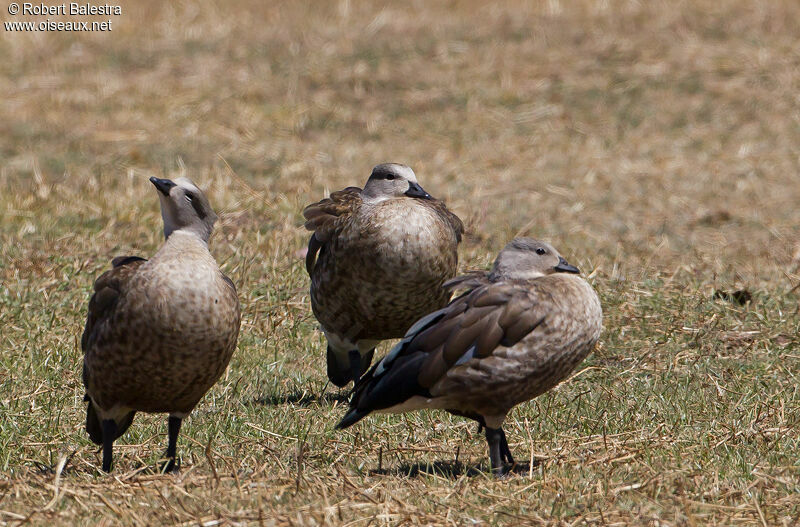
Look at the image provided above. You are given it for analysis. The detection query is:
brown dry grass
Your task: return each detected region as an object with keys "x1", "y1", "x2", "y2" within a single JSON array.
[{"x1": 1, "y1": 0, "x2": 800, "y2": 525}]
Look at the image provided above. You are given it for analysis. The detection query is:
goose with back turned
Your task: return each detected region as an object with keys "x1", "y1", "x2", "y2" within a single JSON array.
[{"x1": 336, "y1": 238, "x2": 602, "y2": 476}]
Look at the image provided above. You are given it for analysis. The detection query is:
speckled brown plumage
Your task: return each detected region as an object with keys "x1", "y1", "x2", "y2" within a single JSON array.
[
  {"x1": 82, "y1": 177, "x2": 240, "y2": 472},
  {"x1": 303, "y1": 163, "x2": 463, "y2": 386},
  {"x1": 337, "y1": 238, "x2": 602, "y2": 476},
  {"x1": 83, "y1": 238, "x2": 240, "y2": 414}
]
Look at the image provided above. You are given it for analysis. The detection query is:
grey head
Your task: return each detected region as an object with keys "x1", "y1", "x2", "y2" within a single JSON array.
[
  {"x1": 488, "y1": 238, "x2": 580, "y2": 281},
  {"x1": 361, "y1": 163, "x2": 433, "y2": 202},
  {"x1": 149, "y1": 177, "x2": 218, "y2": 243}
]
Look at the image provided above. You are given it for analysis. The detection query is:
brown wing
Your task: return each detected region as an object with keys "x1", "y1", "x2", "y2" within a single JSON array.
[
  {"x1": 442, "y1": 271, "x2": 486, "y2": 293},
  {"x1": 337, "y1": 274, "x2": 548, "y2": 427},
  {"x1": 81, "y1": 256, "x2": 147, "y2": 354},
  {"x1": 302, "y1": 187, "x2": 362, "y2": 275},
  {"x1": 427, "y1": 199, "x2": 464, "y2": 243},
  {"x1": 409, "y1": 279, "x2": 547, "y2": 388}
]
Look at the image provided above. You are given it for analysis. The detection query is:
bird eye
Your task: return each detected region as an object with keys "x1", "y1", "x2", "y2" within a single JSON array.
[
  {"x1": 385, "y1": 174, "x2": 395, "y2": 180},
  {"x1": 185, "y1": 194, "x2": 194, "y2": 202},
  {"x1": 536, "y1": 248, "x2": 547, "y2": 255}
]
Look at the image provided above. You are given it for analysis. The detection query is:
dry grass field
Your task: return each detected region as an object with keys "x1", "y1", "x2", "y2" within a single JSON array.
[{"x1": 2, "y1": 0, "x2": 800, "y2": 524}]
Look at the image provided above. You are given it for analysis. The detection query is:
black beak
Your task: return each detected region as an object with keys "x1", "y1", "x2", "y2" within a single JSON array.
[
  {"x1": 405, "y1": 181, "x2": 433, "y2": 200},
  {"x1": 554, "y1": 256, "x2": 580, "y2": 274},
  {"x1": 150, "y1": 177, "x2": 176, "y2": 196}
]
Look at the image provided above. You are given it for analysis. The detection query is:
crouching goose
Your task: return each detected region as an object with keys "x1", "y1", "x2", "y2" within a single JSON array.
[
  {"x1": 303, "y1": 163, "x2": 463, "y2": 387},
  {"x1": 336, "y1": 238, "x2": 602, "y2": 476},
  {"x1": 81, "y1": 177, "x2": 241, "y2": 473}
]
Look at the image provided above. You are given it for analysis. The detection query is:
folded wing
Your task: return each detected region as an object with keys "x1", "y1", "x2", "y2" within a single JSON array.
[
  {"x1": 302, "y1": 187, "x2": 362, "y2": 275},
  {"x1": 81, "y1": 256, "x2": 147, "y2": 357},
  {"x1": 338, "y1": 274, "x2": 548, "y2": 428}
]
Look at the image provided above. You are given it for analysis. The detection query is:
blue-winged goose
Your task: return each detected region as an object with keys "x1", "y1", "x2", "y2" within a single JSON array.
[
  {"x1": 303, "y1": 163, "x2": 464, "y2": 387},
  {"x1": 337, "y1": 238, "x2": 602, "y2": 476},
  {"x1": 81, "y1": 177, "x2": 241, "y2": 472}
]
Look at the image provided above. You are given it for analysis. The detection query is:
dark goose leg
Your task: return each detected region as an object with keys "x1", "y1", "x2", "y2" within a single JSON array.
[
  {"x1": 484, "y1": 426, "x2": 507, "y2": 477},
  {"x1": 348, "y1": 349, "x2": 362, "y2": 385},
  {"x1": 163, "y1": 416, "x2": 182, "y2": 473},
  {"x1": 499, "y1": 428, "x2": 515, "y2": 466},
  {"x1": 101, "y1": 419, "x2": 117, "y2": 472},
  {"x1": 326, "y1": 346, "x2": 351, "y2": 388}
]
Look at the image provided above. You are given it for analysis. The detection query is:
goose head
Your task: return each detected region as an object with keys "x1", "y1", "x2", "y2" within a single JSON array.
[
  {"x1": 150, "y1": 177, "x2": 218, "y2": 242},
  {"x1": 489, "y1": 238, "x2": 580, "y2": 281},
  {"x1": 361, "y1": 163, "x2": 433, "y2": 203}
]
